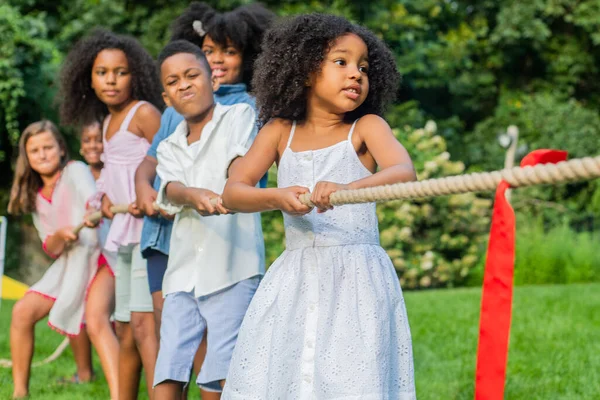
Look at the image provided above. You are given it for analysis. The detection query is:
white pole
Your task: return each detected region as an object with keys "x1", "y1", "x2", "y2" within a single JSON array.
[{"x1": 504, "y1": 125, "x2": 519, "y2": 202}]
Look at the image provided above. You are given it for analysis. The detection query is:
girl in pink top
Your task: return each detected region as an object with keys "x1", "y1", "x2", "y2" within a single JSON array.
[
  {"x1": 7, "y1": 120, "x2": 109, "y2": 399},
  {"x1": 60, "y1": 28, "x2": 163, "y2": 399}
]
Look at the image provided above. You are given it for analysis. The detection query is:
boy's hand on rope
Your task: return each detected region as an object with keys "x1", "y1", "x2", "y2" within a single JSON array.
[
  {"x1": 311, "y1": 181, "x2": 350, "y2": 213},
  {"x1": 100, "y1": 195, "x2": 115, "y2": 219},
  {"x1": 187, "y1": 188, "x2": 229, "y2": 216},
  {"x1": 276, "y1": 186, "x2": 313, "y2": 216}
]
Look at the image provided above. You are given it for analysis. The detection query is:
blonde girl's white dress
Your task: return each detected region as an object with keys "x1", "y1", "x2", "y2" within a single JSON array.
[
  {"x1": 223, "y1": 121, "x2": 416, "y2": 399},
  {"x1": 28, "y1": 161, "x2": 100, "y2": 336}
]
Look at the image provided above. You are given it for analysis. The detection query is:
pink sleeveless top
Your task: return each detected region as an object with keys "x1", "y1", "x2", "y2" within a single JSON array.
[{"x1": 95, "y1": 101, "x2": 151, "y2": 252}]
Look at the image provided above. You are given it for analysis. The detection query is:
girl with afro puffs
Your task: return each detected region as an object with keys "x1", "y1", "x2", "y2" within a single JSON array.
[
  {"x1": 60, "y1": 28, "x2": 163, "y2": 400},
  {"x1": 221, "y1": 14, "x2": 417, "y2": 399}
]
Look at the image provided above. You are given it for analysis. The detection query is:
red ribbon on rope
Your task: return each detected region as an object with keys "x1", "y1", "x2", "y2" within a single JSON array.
[{"x1": 474, "y1": 149, "x2": 568, "y2": 400}]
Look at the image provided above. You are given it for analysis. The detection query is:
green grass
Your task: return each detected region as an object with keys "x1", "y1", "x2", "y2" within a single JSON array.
[{"x1": 2, "y1": 283, "x2": 600, "y2": 399}]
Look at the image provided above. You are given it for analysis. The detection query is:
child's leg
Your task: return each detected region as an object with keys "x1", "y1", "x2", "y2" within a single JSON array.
[
  {"x1": 114, "y1": 249, "x2": 142, "y2": 400},
  {"x1": 131, "y1": 311, "x2": 157, "y2": 397},
  {"x1": 146, "y1": 250, "x2": 168, "y2": 338},
  {"x1": 10, "y1": 293, "x2": 54, "y2": 398},
  {"x1": 196, "y1": 276, "x2": 260, "y2": 397},
  {"x1": 68, "y1": 331, "x2": 94, "y2": 381},
  {"x1": 129, "y1": 245, "x2": 158, "y2": 399},
  {"x1": 85, "y1": 265, "x2": 119, "y2": 399},
  {"x1": 154, "y1": 292, "x2": 205, "y2": 400},
  {"x1": 116, "y1": 321, "x2": 142, "y2": 400},
  {"x1": 193, "y1": 336, "x2": 207, "y2": 376}
]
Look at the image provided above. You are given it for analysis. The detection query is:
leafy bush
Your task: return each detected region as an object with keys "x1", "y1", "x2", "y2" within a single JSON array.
[
  {"x1": 379, "y1": 121, "x2": 491, "y2": 289},
  {"x1": 466, "y1": 213, "x2": 600, "y2": 288},
  {"x1": 514, "y1": 215, "x2": 600, "y2": 286}
]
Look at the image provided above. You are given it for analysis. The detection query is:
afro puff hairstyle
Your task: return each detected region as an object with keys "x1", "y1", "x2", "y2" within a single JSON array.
[
  {"x1": 169, "y1": 2, "x2": 275, "y2": 90},
  {"x1": 59, "y1": 28, "x2": 164, "y2": 127},
  {"x1": 252, "y1": 14, "x2": 400, "y2": 125}
]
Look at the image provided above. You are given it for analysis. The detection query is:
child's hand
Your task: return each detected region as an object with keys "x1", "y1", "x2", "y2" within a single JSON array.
[
  {"x1": 276, "y1": 186, "x2": 312, "y2": 216},
  {"x1": 311, "y1": 181, "x2": 350, "y2": 213},
  {"x1": 55, "y1": 227, "x2": 77, "y2": 244},
  {"x1": 187, "y1": 188, "x2": 229, "y2": 216},
  {"x1": 128, "y1": 202, "x2": 144, "y2": 218},
  {"x1": 136, "y1": 183, "x2": 158, "y2": 217},
  {"x1": 84, "y1": 208, "x2": 101, "y2": 228},
  {"x1": 100, "y1": 195, "x2": 115, "y2": 219},
  {"x1": 158, "y1": 208, "x2": 176, "y2": 220}
]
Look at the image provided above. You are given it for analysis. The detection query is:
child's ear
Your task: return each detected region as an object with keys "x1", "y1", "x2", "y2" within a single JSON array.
[{"x1": 162, "y1": 92, "x2": 172, "y2": 107}]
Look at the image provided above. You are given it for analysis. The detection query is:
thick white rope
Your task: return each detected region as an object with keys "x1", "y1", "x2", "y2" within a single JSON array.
[{"x1": 298, "y1": 155, "x2": 600, "y2": 207}]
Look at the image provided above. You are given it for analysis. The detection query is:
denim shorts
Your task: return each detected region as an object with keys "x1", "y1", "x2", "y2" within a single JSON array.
[
  {"x1": 146, "y1": 250, "x2": 168, "y2": 294},
  {"x1": 153, "y1": 276, "x2": 260, "y2": 391}
]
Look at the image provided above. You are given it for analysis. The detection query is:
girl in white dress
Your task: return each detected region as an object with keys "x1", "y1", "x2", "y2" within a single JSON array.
[
  {"x1": 221, "y1": 14, "x2": 417, "y2": 400},
  {"x1": 8, "y1": 120, "x2": 104, "y2": 399}
]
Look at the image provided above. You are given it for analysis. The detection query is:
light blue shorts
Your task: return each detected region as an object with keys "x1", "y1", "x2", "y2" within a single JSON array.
[{"x1": 153, "y1": 276, "x2": 260, "y2": 391}]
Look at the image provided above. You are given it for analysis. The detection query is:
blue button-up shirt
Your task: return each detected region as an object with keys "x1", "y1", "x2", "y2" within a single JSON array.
[{"x1": 140, "y1": 84, "x2": 266, "y2": 257}]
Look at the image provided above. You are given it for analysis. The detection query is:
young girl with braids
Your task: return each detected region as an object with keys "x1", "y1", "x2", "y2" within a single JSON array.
[
  {"x1": 60, "y1": 28, "x2": 163, "y2": 399},
  {"x1": 7, "y1": 121, "x2": 105, "y2": 399},
  {"x1": 221, "y1": 14, "x2": 417, "y2": 399}
]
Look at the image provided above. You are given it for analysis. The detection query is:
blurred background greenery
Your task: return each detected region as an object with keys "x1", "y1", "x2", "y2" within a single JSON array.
[{"x1": 1, "y1": 0, "x2": 599, "y2": 288}]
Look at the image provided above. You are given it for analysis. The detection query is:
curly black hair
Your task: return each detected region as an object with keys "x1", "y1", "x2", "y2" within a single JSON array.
[
  {"x1": 170, "y1": 2, "x2": 275, "y2": 90},
  {"x1": 59, "y1": 28, "x2": 164, "y2": 127},
  {"x1": 252, "y1": 14, "x2": 400, "y2": 125}
]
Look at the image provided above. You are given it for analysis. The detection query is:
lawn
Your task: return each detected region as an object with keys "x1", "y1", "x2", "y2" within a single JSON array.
[{"x1": 1, "y1": 283, "x2": 599, "y2": 399}]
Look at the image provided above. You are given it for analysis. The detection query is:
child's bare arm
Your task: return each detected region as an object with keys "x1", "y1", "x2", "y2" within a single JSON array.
[
  {"x1": 164, "y1": 182, "x2": 227, "y2": 216},
  {"x1": 135, "y1": 156, "x2": 159, "y2": 216},
  {"x1": 134, "y1": 103, "x2": 162, "y2": 144},
  {"x1": 44, "y1": 227, "x2": 77, "y2": 256},
  {"x1": 311, "y1": 115, "x2": 416, "y2": 212},
  {"x1": 223, "y1": 120, "x2": 311, "y2": 215},
  {"x1": 349, "y1": 115, "x2": 416, "y2": 189}
]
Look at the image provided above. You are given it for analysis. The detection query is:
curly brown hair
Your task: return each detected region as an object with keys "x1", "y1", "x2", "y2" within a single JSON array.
[
  {"x1": 170, "y1": 2, "x2": 275, "y2": 90},
  {"x1": 252, "y1": 13, "x2": 401, "y2": 125},
  {"x1": 59, "y1": 28, "x2": 164, "y2": 127}
]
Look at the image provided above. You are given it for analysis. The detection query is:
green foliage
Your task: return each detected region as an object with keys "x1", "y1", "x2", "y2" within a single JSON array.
[
  {"x1": 514, "y1": 215, "x2": 600, "y2": 285},
  {"x1": 378, "y1": 121, "x2": 491, "y2": 289},
  {"x1": 0, "y1": 4, "x2": 59, "y2": 157}
]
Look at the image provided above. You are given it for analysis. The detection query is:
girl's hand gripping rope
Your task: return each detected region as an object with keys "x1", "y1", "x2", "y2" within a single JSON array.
[
  {"x1": 100, "y1": 194, "x2": 115, "y2": 219},
  {"x1": 311, "y1": 181, "x2": 350, "y2": 213},
  {"x1": 83, "y1": 208, "x2": 101, "y2": 228},
  {"x1": 128, "y1": 202, "x2": 144, "y2": 218},
  {"x1": 276, "y1": 186, "x2": 313, "y2": 216},
  {"x1": 55, "y1": 226, "x2": 78, "y2": 245}
]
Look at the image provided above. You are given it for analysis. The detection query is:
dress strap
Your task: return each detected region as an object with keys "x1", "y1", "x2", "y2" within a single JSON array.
[
  {"x1": 285, "y1": 121, "x2": 297, "y2": 149},
  {"x1": 120, "y1": 101, "x2": 147, "y2": 132},
  {"x1": 102, "y1": 115, "x2": 111, "y2": 143},
  {"x1": 347, "y1": 119, "x2": 360, "y2": 141}
]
